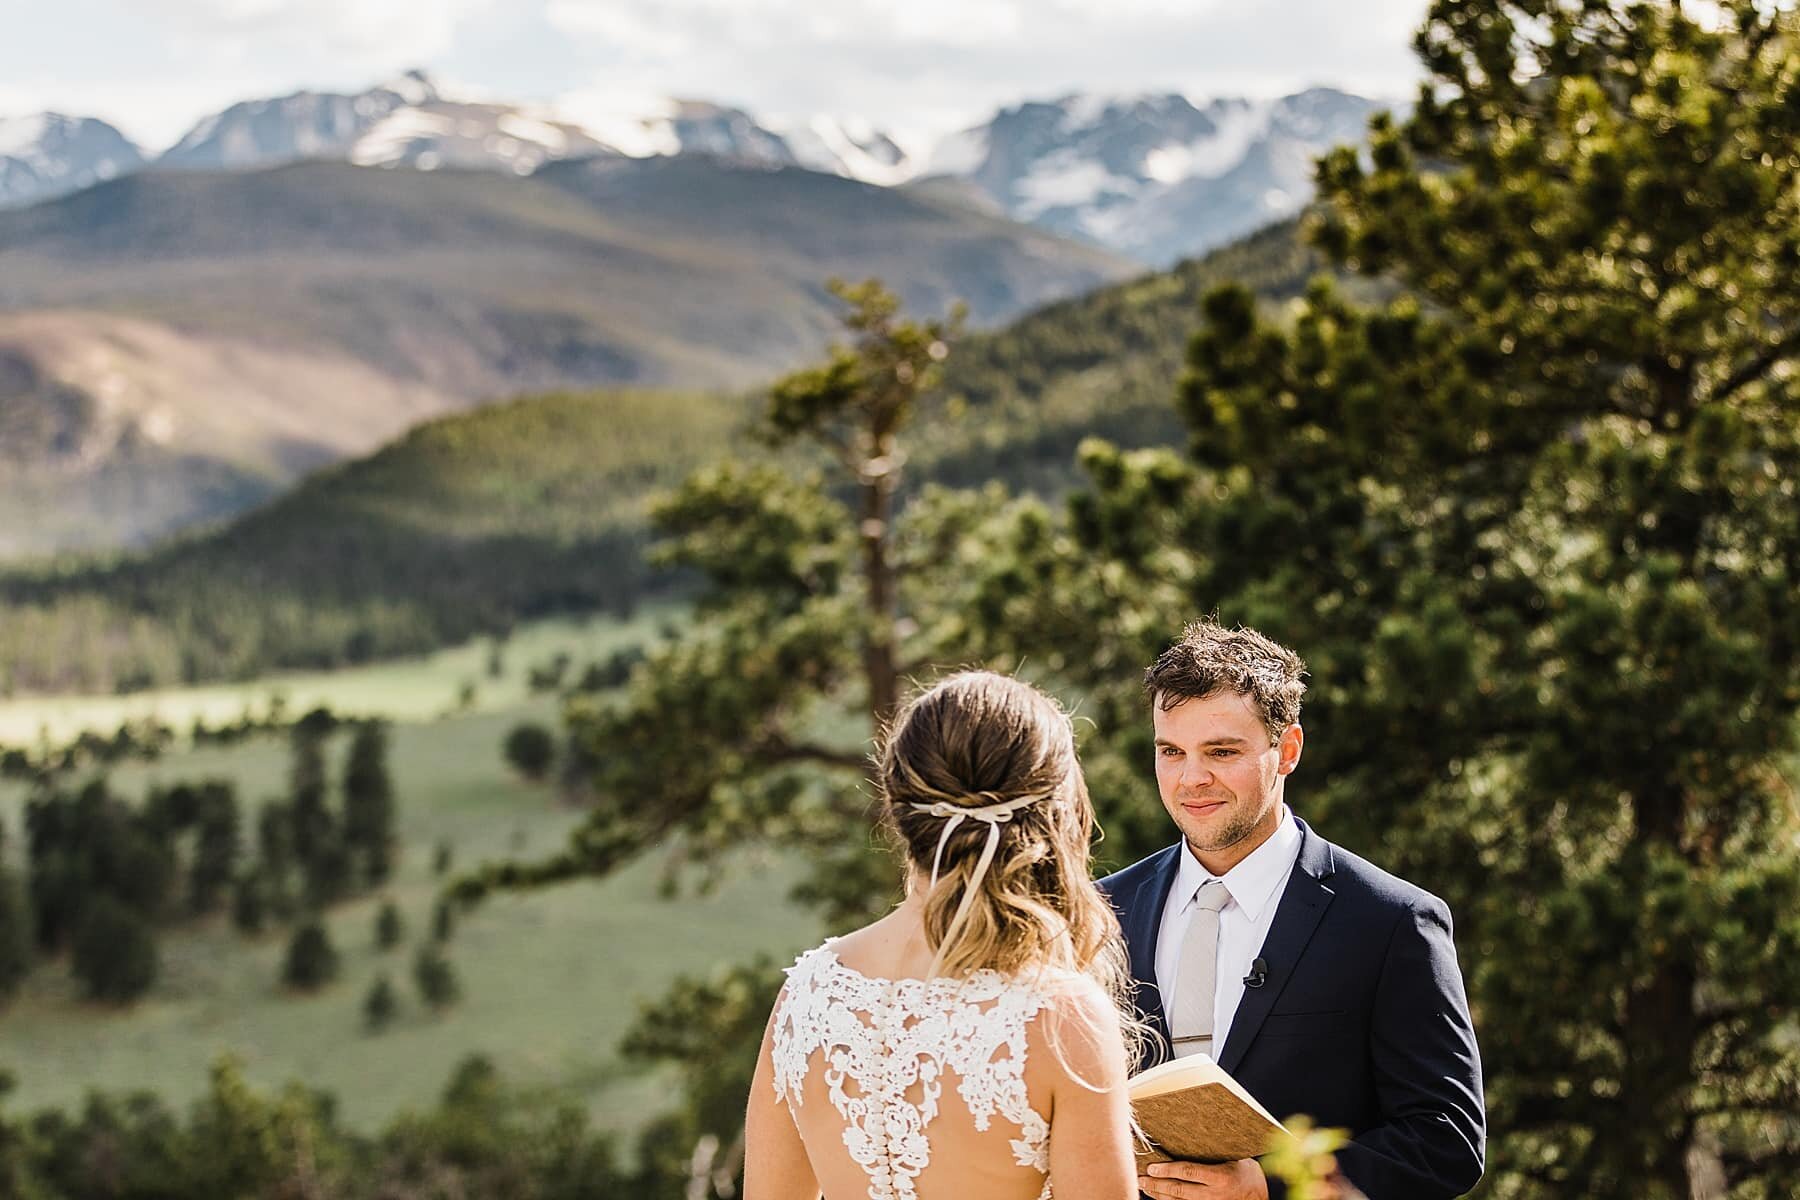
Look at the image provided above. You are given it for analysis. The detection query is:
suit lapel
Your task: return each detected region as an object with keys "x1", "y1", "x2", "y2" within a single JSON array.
[
  {"x1": 1216, "y1": 818, "x2": 1337, "y2": 1075},
  {"x1": 1122, "y1": 844, "x2": 1184, "y2": 1060}
]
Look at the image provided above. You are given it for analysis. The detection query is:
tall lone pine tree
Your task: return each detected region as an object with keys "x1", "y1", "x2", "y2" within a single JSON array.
[{"x1": 449, "y1": 280, "x2": 1042, "y2": 1192}]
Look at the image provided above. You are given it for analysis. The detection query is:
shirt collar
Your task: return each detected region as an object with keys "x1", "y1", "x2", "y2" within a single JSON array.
[{"x1": 1175, "y1": 805, "x2": 1302, "y2": 923}]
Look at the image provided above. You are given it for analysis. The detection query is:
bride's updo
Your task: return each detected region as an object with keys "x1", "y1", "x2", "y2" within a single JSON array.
[{"x1": 880, "y1": 671, "x2": 1134, "y2": 1012}]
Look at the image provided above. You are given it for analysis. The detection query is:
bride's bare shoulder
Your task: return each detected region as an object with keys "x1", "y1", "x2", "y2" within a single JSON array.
[
  {"x1": 812, "y1": 907, "x2": 937, "y2": 979},
  {"x1": 1025, "y1": 975, "x2": 1128, "y2": 1083}
]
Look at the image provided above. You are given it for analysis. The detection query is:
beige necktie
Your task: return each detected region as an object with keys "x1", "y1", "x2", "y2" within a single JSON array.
[{"x1": 1170, "y1": 880, "x2": 1231, "y2": 1059}]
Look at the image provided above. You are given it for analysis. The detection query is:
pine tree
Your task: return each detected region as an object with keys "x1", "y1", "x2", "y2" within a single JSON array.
[
  {"x1": 71, "y1": 894, "x2": 158, "y2": 1003},
  {"x1": 187, "y1": 781, "x2": 241, "y2": 916},
  {"x1": 254, "y1": 801, "x2": 298, "y2": 920},
  {"x1": 502, "y1": 723, "x2": 555, "y2": 781},
  {"x1": 375, "y1": 899, "x2": 403, "y2": 950},
  {"x1": 431, "y1": 896, "x2": 454, "y2": 943},
  {"x1": 230, "y1": 872, "x2": 267, "y2": 936},
  {"x1": 288, "y1": 723, "x2": 334, "y2": 863},
  {"x1": 446, "y1": 280, "x2": 971, "y2": 1194},
  {"x1": 943, "y1": 5, "x2": 1800, "y2": 1195},
  {"x1": 363, "y1": 973, "x2": 398, "y2": 1031},
  {"x1": 25, "y1": 780, "x2": 178, "y2": 948},
  {"x1": 287, "y1": 727, "x2": 335, "y2": 868},
  {"x1": 287, "y1": 727, "x2": 352, "y2": 908},
  {"x1": 413, "y1": 944, "x2": 460, "y2": 1013},
  {"x1": 341, "y1": 721, "x2": 397, "y2": 887},
  {"x1": 450, "y1": 280, "x2": 966, "y2": 911},
  {"x1": 256, "y1": 799, "x2": 294, "y2": 873},
  {"x1": 282, "y1": 917, "x2": 339, "y2": 991},
  {"x1": 0, "y1": 859, "x2": 32, "y2": 1003},
  {"x1": 301, "y1": 835, "x2": 353, "y2": 909}
]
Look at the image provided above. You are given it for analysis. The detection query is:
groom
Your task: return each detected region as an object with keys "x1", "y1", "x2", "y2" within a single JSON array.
[{"x1": 1101, "y1": 621, "x2": 1485, "y2": 1200}]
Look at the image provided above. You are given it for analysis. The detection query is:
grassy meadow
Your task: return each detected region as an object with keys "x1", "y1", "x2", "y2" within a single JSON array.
[
  {"x1": 0, "y1": 610, "x2": 826, "y2": 1136},
  {"x1": 0, "y1": 605, "x2": 676, "y2": 749}
]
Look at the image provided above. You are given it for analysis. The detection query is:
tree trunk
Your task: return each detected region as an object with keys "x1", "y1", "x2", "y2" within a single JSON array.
[
  {"x1": 859, "y1": 417, "x2": 900, "y2": 728},
  {"x1": 1617, "y1": 780, "x2": 1701, "y2": 1199}
]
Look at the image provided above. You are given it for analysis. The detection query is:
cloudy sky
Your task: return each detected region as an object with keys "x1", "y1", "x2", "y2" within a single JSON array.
[{"x1": 0, "y1": 0, "x2": 1434, "y2": 153}]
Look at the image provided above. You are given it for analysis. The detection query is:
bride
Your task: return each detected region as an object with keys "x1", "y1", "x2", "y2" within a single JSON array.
[{"x1": 745, "y1": 670, "x2": 1146, "y2": 1199}]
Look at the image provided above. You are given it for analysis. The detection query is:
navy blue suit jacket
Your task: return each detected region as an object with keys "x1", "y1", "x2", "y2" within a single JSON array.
[{"x1": 1099, "y1": 817, "x2": 1485, "y2": 1200}]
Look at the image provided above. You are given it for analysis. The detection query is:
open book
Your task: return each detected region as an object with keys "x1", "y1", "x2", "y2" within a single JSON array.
[{"x1": 1129, "y1": 1054, "x2": 1289, "y2": 1167}]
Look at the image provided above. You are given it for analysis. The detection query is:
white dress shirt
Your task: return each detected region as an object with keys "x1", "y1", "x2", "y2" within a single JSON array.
[{"x1": 1154, "y1": 805, "x2": 1303, "y2": 1058}]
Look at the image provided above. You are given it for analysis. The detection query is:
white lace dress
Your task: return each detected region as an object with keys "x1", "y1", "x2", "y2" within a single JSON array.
[{"x1": 770, "y1": 939, "x2": 1058, "y2": 1200}]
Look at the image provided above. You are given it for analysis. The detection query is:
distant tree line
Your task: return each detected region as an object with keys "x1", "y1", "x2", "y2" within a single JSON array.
[
  {"x1": 0, "y1": 719, "x2": 177, "y2": 783},
  {"x1": 0, "y1": 1053, "x2": 632, "y2": 1199},
  {"x1": 523, "y1": 644, "x2": 646, "y2": 696},
  {"x1": 0, "y1": 700, "x2": 384, "y2": 786}
]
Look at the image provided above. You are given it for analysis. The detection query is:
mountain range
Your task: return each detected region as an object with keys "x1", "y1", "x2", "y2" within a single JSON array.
[
  {"x1": 0, "y1": 71, "x2": 1391, "y2": 263},
  {"x1": 936, "y1": 89, "x2": 1388, "y2": 263},
  {"x1": 0, "y1": 70, "x2": 1391, "y2": 562},
  {"x1": 0, "y1": 113, "x2": 144, "y2": 209},
  {"x1": 0, "y1": 155, "x2": 1128, "y2": 558}
]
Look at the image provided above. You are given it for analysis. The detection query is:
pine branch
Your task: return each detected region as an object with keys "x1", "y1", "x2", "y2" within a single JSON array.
[
  {"x1": 1705, "y1": 320, "x2": 1800, "y2": 405},
  {"x1": 756, "y1": 735, "x2": 868, "y2": 773}
]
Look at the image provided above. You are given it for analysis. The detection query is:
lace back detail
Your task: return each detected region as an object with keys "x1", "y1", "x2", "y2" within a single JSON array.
[{"x1": 771, "y1": 943, "x2": 1055, "y2": 1200}]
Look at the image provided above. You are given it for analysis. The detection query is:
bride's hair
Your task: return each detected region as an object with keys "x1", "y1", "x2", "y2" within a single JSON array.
[{"x1": 880, "y1": 670, "x2": 1148, "y2": 1073}]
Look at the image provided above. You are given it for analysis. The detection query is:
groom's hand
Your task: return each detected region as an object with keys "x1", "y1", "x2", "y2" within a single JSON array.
[{"x1": 1138, "y1": 1158, "x2": 1269, "y2": 1199}]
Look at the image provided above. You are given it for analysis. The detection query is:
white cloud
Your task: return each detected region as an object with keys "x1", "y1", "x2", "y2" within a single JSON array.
[
  {"x1": 138, "y1": 0, "x2": 497, "y2": 62},
  {"x1": 0, "y1": 77, "x2": 273, "y2": 152},
  {"x1": 537, "y1": 0, "x2": 1429, "y2": 149},
  {"x1": 4, "y1": 0, "x2": 1434, "y2": 156},
  {"x1": 544, "y1": 0, "x2": 1033, "y2": 51}
]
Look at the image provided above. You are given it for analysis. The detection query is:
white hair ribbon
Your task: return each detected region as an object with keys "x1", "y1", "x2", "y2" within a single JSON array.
[{"x1": 908, "y1": 791, "x2": 1044, "y2": 964}]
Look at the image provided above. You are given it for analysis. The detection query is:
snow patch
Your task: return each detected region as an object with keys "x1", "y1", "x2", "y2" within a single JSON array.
[
  {"x1": 380, "y1": 69, "x2": 439, "y2": 107},
  {"x1": 0, "y1": 113, "x2": 51, "y2": 158},
  {"x1": 1143, "y1": 100, "x2": 1272, "y2": 183},
  {"x1": 779, "y1": 115, "x2": 914, "y2": 186},
  {"x1": 553, "y1": 90, "x2": 682, "y2": 158},
  {"x1": 496, "y1": 113, "x2": 570, "y2": 153},
  {"x1": 1058, "y1": 91, "x2": 1138, "y2": 133},
  {"x1": 925, "y1": 125, "x2": 989, "y2": 177},
  {"x1": 139, "y1": 406, "x2": 175, "y2": 445},
  {"x1": 1015, "y1": 149, "x2": 1138, "y2": 219},
  {"x1": 349, "y1": 108, "x2": 455, "y2": 165}
]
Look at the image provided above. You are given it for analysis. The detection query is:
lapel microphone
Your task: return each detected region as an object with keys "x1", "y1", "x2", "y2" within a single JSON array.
[{"x1": 1242, "y1": 957, "x2": 1268, "y2": 989}]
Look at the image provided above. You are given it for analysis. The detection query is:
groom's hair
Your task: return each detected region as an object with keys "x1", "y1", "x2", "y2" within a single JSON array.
[{"x1": 1143, "y1": 618, "x2": 1307, "y2": 742}]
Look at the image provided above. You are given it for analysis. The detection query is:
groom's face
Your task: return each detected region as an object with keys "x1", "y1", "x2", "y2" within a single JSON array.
[{"x1": 1152, "y1": 689, "x2": 1298, "y2": 869}]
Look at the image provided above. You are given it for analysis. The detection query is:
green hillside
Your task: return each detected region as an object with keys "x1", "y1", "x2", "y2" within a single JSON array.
[
  {"x1": 0, "y1": 390, "x2": 734, "y2": 694},
  {"x1": 0, "y1": 220, "x2": 1328, "y2": 698}
]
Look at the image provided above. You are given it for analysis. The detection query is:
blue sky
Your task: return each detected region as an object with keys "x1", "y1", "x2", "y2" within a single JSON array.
[{"x1": 0, "y1": 0, "x2": 1433, "y2": 152}]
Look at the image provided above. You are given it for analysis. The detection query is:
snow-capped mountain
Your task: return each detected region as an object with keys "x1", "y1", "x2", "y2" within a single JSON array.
[
  {"x1": 158, "y1": 70, "x2": 432, "y2": 170},
  {"x1": 0, "y1": 114, "x2": 144, "y2": 210},
  {"x1": 930, "y1": 88, "x2": 1392, "y2": 265},
  {"x1": 156, "y1": 69, "x2": 607, "y2": 176},
  {"x1": 562, "y1": 97, "x2": 916, "y2": 183},
  {"x1": 154, "y1": 69, "x2": 610, "y2": 175},
  {"x1": 153, "y1": 75, "x2": 917, "y2": 184},
  {"x1": 348, "y1": 96, "x2": 612, "y2": 175},
  {"x1": 774, "y1": 116, "x2": 914, "y2": 186},
  {"x1": 0, "y1": 76, "x2": 1386, "y2": 259}
]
